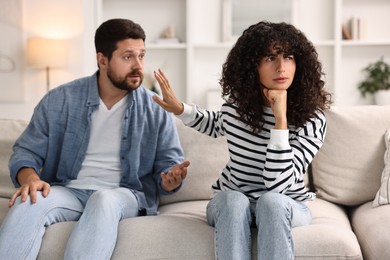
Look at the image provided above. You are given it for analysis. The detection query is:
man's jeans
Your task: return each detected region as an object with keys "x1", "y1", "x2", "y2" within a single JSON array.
[
  {"x1": 0, "y1": 185, "x2": 139, "y2": 260},
  {"x1": 206, "y1": 191, "x2": 312, "y2": 260}
]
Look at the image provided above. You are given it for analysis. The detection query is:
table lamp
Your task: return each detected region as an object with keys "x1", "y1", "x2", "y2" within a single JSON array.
[{"x1": 27, "y1": 37, "x2": 68, "y2": 91}]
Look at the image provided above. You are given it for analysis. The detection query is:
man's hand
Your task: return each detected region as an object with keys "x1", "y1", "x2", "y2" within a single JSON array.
[
  {"x1": 152, "y1": 69, "x2": 184, "y2": 115},
  {"x1": 161, "y1": 161, "x2": 190, "y2": 192},
  {"x1": 9, "y1": 168, "x2": 50, "y2": 208}
]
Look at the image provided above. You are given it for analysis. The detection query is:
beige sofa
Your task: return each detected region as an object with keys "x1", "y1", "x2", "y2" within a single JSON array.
[{"x1": 1, "y1": 105, "x2": 390, "y2": 259}]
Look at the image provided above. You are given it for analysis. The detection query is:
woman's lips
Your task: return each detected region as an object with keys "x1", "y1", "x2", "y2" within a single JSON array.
[{"x1": 274, "y1": 77, "x2": 288, "y2": 83}]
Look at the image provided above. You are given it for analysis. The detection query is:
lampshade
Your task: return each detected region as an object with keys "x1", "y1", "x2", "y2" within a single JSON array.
[{"x1": 27, "y1": 38, "x2": 68, "y2": 68}]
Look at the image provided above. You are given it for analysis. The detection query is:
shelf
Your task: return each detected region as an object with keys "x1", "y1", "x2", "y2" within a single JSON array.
[
  {"x1": 341, "y1": 40, "x2": 390, "y2": 47},
  {"x1": 146, "y1": 43, "x2": 187, "y2": 50},
  {"x1": 193, "y1": 42, "x2": 235, "y2": 49},
  {"x1": 96, "y1": 0, "x2": 390, "y2": 107},
  {"x1": 312, "y1": 40, "x2": 336, "y2": 47}
]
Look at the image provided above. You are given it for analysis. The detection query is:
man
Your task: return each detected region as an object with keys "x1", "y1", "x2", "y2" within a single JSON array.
[{"x1": 0, "y1": 18, "x2": 189, "y2": 260}]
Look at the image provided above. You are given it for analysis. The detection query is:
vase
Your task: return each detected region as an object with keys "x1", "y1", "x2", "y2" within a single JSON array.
[{"x1": 374, "y1": 90, "x2": 390, "y2": 105}]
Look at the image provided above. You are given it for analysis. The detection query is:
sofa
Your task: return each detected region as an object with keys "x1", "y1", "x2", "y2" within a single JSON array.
[{"x1": 1, "y1": 105, "x2": 390, "y2": 260}]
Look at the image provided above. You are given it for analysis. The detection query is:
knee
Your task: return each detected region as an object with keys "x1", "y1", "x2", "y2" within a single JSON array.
[
  {"x1": 11, "y1": 191, "x2": 47, "y2": 212},
  {"x1": 257, "y1": 192, "x2": 290, "y2": 208},
  {"x1": 256, "y1": 192, "x2": 292, "y2": 219},
  {"x1": 213, "y1": 191, "x2": 251, "y2": 219},
  {"x1": 88, "y1": 190, "x2": 119, "y2": 209},
  {"x1": 219, "y1": 191, "x2": 249, "y2": 208}
]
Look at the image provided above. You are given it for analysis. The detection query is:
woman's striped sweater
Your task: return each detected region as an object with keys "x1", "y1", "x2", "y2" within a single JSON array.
[{"x1": 177, "y1": 103, "x2": 327, "y2": 202}]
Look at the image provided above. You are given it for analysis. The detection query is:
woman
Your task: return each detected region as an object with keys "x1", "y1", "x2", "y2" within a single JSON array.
[{"x1": 153, "y1": 21, "x2": 332, "y2": 260}]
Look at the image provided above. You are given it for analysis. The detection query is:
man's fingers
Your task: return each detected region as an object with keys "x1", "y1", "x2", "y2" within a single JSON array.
[
  {"x1": 42, "y1": 183, "x2": 51, "y2": 197},
  {"x1": 9, "y1": 190, "x2": 21, "y2": 208},
  {"x1": 20, "y1": 185, "x2": 30, "y2": 203},
  {"x1": 180, "y1": 160, "x2": 190, "y2": 168},
  {"x1": 29, "y1": 185, "x2": 38, "y2": 204}
]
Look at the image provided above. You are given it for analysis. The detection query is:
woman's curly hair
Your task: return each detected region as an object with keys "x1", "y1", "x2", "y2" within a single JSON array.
[{"x1": 220, "y1": 21, "x2": 332, "y2": 133}]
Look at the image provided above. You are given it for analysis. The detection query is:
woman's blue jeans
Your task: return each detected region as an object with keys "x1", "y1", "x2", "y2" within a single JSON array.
[
  {"x1": 0, "y1": 185, "x2": 139, "y2": 260},
  {"x1": 206, "y1": 191, "x2": 312, "y2": 260}
]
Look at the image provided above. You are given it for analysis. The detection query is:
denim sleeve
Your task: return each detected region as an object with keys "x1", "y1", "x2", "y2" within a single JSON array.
[{"x1": 8, "y1": 96, "x2": 50, "y2": 187}]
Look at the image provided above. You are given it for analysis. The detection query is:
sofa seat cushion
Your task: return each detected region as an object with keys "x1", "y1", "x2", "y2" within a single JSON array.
[
  {"x1": 161, "y1": 199, "x2": 362, "y2": 260},
  {"x1": 37, "y1": 222, "x2": 74, "y2": 260},
  {"x1": 34, "y1": 199, "x2": 362, "y2": 260},
  {"x1": 293, "y1": 199, "x2": 362, "y2": 260},
  {"x1": 350, "y1": 201, "x2": 390, "y2": 260}
]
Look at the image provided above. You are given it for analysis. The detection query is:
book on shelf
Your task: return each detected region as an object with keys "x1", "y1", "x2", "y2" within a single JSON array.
[{"x1": 343, "y1": 17, "x2": 367, "y2": 40}]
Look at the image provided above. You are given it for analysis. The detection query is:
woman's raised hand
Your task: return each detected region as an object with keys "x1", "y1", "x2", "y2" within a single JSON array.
[{"x1": 152, "y1": 69, "x2": 184, "y2": 115}]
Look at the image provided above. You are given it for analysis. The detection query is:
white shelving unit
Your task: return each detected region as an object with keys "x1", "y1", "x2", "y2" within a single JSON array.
[{"x1": 95, "y1": 0, "x2": 390, "y2": 108}]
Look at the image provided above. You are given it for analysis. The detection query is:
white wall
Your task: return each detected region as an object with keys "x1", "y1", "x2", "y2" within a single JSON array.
[{"x1": 0, "y1": 0, "x2": 97, "y2": 120}]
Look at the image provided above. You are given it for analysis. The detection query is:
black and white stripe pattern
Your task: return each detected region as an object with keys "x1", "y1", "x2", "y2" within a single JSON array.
[{"x1": 183, "y1": 103, "x2": 327, "y2": 202}]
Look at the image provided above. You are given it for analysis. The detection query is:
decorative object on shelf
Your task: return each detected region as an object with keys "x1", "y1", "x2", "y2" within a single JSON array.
[
  {"x1": 155, "y1": 24, "x2": 180, "y2": 44},
  {"x1": 0, "y1": 54, "x2": 16, "y2": 73},
  {"x1": 27, "y1": 37, "x2": 69, "y2": 91},
  {"x1": 358, "y1": 57, "x2": 390, "y2": 105}
]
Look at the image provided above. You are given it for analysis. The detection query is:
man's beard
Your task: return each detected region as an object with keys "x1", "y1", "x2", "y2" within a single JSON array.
[{"x1": 107, "y1": 68, "x2": 144, "y2": 91}]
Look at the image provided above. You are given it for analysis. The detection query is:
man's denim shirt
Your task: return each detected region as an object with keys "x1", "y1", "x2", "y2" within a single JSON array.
[{"x1": 9, "y1": 72, "x2": 184, "y2": 215}]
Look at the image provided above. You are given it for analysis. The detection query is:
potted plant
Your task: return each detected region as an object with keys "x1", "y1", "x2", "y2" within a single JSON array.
[{"x1": 358, "y1": 57, "x2": 390, "y2": 105}]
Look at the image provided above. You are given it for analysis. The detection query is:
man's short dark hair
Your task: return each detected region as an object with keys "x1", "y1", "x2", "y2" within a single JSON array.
[{"x1": 94, "y1": 18, "x2": 146, "y2": 60}]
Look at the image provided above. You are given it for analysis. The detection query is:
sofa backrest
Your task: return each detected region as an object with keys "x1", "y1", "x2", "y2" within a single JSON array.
[
  {"x1": 0, "y1": 117, "x2": 229, "y2": 204},
  {"x1": 0, "y1": 119, "x2": 28, "y2": 198},
  {"x1": 312, "y1": 105, "x2": 390, "y2": 206},
  {"x1": 159, "y1": 118, "x2": 229, "y2": 205},
  {"x1": 4, "y1": 105, "x2": 389, "y2": 207}
]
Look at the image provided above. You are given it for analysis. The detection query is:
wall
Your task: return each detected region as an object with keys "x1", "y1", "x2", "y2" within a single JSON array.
[{"x1": 0, "y1": 0, "x2": 97, "y2": 120}]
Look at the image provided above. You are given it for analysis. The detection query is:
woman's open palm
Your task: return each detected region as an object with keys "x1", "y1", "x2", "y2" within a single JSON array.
[{"x1": 152, "y1": 69, "x2": 184, "y2": 115}]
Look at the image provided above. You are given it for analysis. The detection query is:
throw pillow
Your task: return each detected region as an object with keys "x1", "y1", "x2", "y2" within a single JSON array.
[{"x1": 373, "y1": 129, "x2": 390, "y2": 207}]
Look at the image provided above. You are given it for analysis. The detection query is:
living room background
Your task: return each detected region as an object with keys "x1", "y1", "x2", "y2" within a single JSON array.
[{"x1": 0, "y1": 0, "x2": 389, "y2": 120}]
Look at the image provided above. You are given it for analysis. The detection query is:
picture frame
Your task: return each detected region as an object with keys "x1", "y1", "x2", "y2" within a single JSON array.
[{"x1": 222, "y1": 0, "x2": 293, "y2": 43}]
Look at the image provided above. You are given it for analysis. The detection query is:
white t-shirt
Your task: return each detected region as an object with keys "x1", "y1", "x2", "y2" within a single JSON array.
[{"x1": 67, "y1": 96, "x2": 127, "y2": 190}]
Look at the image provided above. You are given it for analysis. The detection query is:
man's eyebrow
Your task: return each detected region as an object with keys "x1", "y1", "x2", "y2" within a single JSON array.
[{"x1": 121, "y1": 49, "x2": 146, "y2": 54}]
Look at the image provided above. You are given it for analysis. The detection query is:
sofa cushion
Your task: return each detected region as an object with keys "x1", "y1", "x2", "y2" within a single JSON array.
[
  {"x1": 0, "y1": 198, "x2": 10, "y2": 224},
  {"x1": 34, "y1": 199, "x2": 362, "y2": 260},
  {"x1": 0, "y1": 119, "x2": 28, "y2": 199},
  {"x1": 312, "y1": 105, "x2": 390, "y2": 206},
  {"x1": 34, "y1": 201, "x2": 213, "y2": 260},
  {"x1": 350, "y1": 201, "x2": 390, "y2": 260},
  {"x1": 160, "y1": 199, "x2": 362, "y2": 260},
  {"x1": 160, "y1": 119, "x2": 229, "y2": 205},
  {"x1": 162, "y1": 199, "x2": 362, "y2": 260},
  {"x1": 373, "y1": 128, "x2": 390, "y2": 207},
  {"x1": 293, "y1": 199, "x2": 362, "y2": 259}
]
